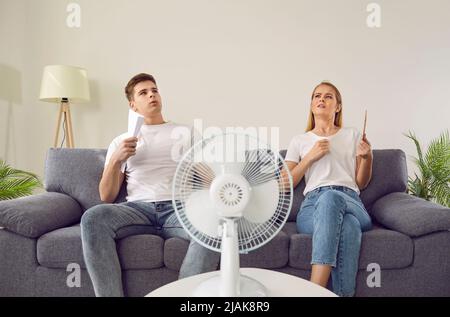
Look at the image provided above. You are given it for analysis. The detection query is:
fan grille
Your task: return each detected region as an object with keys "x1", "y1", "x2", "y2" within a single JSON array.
[{"x1": 172, "y1": 133, "x2": 293, "y2": 253}]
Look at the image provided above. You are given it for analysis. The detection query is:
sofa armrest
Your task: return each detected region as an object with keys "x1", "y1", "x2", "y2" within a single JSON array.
[
  {"x1": 0, "y1": 192, "x2": 83, "y2": 238},
  {"x1": 371, "y1": 192, "x2": 450, "y2": 237}
]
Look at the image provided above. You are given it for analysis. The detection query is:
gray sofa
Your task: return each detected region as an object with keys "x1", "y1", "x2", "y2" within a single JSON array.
[{"x1": 1, "y1": 148, "x2": 450, "y2": 297}]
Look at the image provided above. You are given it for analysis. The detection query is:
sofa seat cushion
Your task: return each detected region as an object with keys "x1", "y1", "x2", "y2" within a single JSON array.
[
  {"x1": 285, "y1": 222, "x2": 414, "y2": 270},
  {"x1": 163, "y1": 237, "x2": 189, "y2": 270},
  {"x1": 37, "y1": 225, "x2": 165, "y2": 269},
  {"x1": 240, "y1": 230, "x2": 290, "y2": 268},
  {"x1": 162, "y1": 230, "x2": 290, "y2": 271}
]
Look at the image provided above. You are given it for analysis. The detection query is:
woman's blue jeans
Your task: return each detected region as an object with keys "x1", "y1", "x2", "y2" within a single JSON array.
[
  {"x1": 296, "y1": 186, "x2": 372, "y2": 297},
  {"x1": 80, "y1": 200, "x2": 220, "y2": 297}
]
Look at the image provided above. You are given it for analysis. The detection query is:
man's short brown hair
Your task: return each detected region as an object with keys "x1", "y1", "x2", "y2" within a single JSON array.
[{"x1": 124, "y1": 73, "x2": 157, "y2": 101}]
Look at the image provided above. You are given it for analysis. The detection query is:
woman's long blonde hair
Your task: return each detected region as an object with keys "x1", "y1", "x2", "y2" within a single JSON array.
[{"x1": 306, "y1": 81, "x2": 343, "y2": 132}]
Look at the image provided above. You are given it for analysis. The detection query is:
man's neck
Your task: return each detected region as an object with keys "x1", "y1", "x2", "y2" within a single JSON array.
[{"x1": 144, "y1": 114, "x2": 166, "y2": 125}]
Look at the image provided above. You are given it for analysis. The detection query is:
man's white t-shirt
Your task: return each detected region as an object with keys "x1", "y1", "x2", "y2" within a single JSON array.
[
  {"x1": 105, "y1": 122, "x2": 193, "y2": 202},
  {"x1": 285, "y1": 127, "x2": 361, "y2": 195}
]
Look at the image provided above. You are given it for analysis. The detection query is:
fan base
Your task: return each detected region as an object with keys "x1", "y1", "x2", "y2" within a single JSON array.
[{"x1": 192, "y1": 273, "x2": 267, "y2": 297}]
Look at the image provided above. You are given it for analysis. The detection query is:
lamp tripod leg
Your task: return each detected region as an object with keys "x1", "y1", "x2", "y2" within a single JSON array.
[
  {"x1": 54, "y1": 103, "x2": 64, "y2": 148},
  {"x1": 65, "y1": 103, "x2": 74, "y2": 148}
]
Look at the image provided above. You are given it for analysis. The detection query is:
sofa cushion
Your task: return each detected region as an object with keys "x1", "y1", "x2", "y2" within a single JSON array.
[
  {"x1": 44, "y1": 149, "x2": 127, "y2": 211},
  {"x1": 163, "y1": 230, "x2": 290, "y2": 271},
  {"x1": 0, "y1": 192, "x2": 82, "y2": 238},
  {"x1": 359, "y1": 149, "x2": 408, "y2": 212},
  {"x1": 371, "y1": 192, "x2": 450, "y2": 237},
  {"x1": 285, "y1": 222, "x2": 414, "y2": 270},
  {"x1": 163, "y1": 237, "x2": 189, "y2": 271},
  {"x1": 37, "y1": 225, "x2": 164, "y2": 269},
  {"x1": 241, "y1": 230, "x2": 290, "y2": 268}
]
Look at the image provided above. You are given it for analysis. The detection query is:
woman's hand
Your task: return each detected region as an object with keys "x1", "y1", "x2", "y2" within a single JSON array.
[
  {"x1": 303, "y1": 139, "x2": 330, "y2": 165},
  {"x1": 111, "y1": 137, "x2": 138, "y2": 165},
  {"x1": 357, "y1": 134, "x2": 372, "y2": 159}
]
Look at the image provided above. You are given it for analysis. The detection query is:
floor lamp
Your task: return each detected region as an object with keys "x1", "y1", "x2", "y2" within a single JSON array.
[{"x1": 39, "y1": 65, "x2": 90, "y2": 148}]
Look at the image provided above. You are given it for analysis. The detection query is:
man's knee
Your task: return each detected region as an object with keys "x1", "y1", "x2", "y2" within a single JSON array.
[{"x1": 81, "y1": 204, "x2": 115, "y2": 230}]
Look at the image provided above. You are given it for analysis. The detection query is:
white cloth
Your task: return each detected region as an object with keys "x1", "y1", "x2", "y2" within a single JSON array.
[
  {"x1": 285, "y1": 127, "x2": 361, "y2": 195},
  {"x1": 105, "y1": 122, "x2": 194, "y2": 202}
]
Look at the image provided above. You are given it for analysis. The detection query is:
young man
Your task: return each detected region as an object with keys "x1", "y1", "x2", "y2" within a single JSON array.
[{"x1": 80, "y1": 73, "x2": 220, "y2": 297}]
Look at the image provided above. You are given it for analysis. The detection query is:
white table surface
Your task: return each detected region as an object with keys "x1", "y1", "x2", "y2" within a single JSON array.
[{"x1": 147, "y1": 268, "x2": 337, "y2": 297}]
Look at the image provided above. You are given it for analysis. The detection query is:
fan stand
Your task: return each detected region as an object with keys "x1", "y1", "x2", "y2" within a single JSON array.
[{"x1": 192, "y1": 218, "x2": 268, "y2": 297}]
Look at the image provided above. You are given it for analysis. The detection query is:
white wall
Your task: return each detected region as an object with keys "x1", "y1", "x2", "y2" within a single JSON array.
[{"x1": 1, "y1": 0, "x2": 449, "y2": 180}]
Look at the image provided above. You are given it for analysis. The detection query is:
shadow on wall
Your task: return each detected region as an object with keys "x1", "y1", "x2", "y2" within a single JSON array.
[
  {"x1": 83, "y1": 78, "x2": 100, "y2": 114},
  {"x1": 73, "y1": 78, "x2": 103, "y2": 147},
  {"x1": 0, "y1": 64, "x2": 22, "y2": 163},
  {"x1": 75, "y1": 78, "x2": 128, "y2": 148}
]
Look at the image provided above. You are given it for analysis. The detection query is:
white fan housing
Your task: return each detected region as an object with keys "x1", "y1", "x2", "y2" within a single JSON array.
[{"x1": 172, "y1": 132, "x2": 293, "y2": 296}]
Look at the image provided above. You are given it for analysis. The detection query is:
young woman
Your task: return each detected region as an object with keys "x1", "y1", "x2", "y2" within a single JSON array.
[{"x1": 284, "y1": 81, "x2": 373, "y2": 296}]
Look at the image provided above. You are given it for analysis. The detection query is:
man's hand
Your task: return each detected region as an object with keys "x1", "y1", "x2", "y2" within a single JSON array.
[
  {"x1": 303, "y1": 139, "x2": 330, "y2": 165},
  {"x1": 357, "y1": 134, "x2": 372, "y2": 159},
  {"x1": 111, "y1": 137, "x2": 138, "y2": 165}
]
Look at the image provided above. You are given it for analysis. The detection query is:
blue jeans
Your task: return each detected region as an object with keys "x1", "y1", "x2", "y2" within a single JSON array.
[
  {"x1": 80, "y1": 200, "x2": 220, "y2": 297},
  {"x1": 296, "y1": 186, "x2": 372, "y2": 297}
]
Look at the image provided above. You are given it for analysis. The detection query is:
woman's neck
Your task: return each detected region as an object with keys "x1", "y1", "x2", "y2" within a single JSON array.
[{"x1": 312, "y1": 119, "x2": 339, "y2": 136}]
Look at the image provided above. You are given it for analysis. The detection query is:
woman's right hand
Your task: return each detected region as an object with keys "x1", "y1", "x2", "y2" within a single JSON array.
[
  {"x1": 111, "y1": 137, "x2": 138, "y2": 165},
  {"x1": 303, "y1": 139, "x2": 330, "y2": 165}
]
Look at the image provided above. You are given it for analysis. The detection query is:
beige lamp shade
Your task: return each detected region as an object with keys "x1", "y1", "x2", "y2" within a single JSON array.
[{"x1": 39, "y1": 65, "x2": 90, "y2": 103}]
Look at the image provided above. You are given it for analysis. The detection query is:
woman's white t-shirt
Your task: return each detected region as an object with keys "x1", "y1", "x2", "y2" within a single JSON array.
[
  {"x1": 105, "y1": 122, "x2": 193, "y2": 202},
  {"x1": 285, "y1": 127, "x2": 361, "y2": 195}
]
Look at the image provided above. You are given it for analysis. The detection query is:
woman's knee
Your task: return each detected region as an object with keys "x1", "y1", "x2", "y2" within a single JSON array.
[
  {"x1": 296, "y1": 206, "x2": 315, "y2": 234},
  {"x1": 314, "y1": 190, "x2": 346, "y2": 215},
  {"x1": 342, "y1": 214, "x2": 361, "y2": 231}
]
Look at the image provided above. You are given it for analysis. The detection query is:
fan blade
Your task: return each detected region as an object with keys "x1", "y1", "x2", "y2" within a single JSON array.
[
  {"x1": 202, "y1": 161, "x2": 246, "y2": 176},
  {"x1": 198, "y1": 137, "x2": 246, "y2": 176},
  {"x1": 224, "y1": 161, "x2": 246, "y2": 174},
  {"x1": 185, "y1": 190, "x2": 221, "y2": 237},
  {"x1": 244, "y1": 180, "x2": 279, "y2": 223}
]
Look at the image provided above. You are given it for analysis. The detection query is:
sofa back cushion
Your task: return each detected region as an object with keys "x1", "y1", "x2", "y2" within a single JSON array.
[
  {"x1": 280, "y1": 149, "x2": 407, "y2": 220},
  {"x1": 45, "y1": 148, "x2": 127, "y2": 211},
  {"x1": 45, "y1": 148, "x2": 407, "y2": 215},
  {"x1": 359, "y1": 149, "x2": 408, "y2": 212}
]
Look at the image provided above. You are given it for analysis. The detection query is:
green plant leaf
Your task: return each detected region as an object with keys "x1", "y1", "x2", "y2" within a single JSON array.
[
  {"x1": 406, "y1": 130, "x2": 450, "y2": 207},
  {"x1": 0, "y1": 160, "x2": 42, "y2": 201}
]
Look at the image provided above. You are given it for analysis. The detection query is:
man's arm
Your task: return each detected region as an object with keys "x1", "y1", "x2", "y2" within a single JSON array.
[
  {"x1": 99, "y1": 159, "x2": 125, "y2": 203},
  {"x1": 99, "y1": 136, "x2": 137, "y2": 203}
]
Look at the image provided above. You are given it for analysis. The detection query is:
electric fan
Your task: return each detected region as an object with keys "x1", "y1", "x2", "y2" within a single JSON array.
[{"x1": 172, "y1": 133, "x2": 293, "y2": 296}]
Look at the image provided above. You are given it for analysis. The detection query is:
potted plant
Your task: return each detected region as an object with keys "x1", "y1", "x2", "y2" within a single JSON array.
[
  {"x1": 0, "y1": 160, "x2": 42, "y2": 200},
  {"x1": 405, "y1": 130, "x2": 449, "y2": 207}
]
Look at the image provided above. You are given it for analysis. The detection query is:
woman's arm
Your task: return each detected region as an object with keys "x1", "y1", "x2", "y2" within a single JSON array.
[
  {"x1": 355, "y1": 134, "x2": 373, "y2": 190},
  {"x1": 282, "y1": 159, "x2": 312, "y2": 189},
  {"x1": 282, "y1": 139, "x2": 330, "y2": 189}
]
